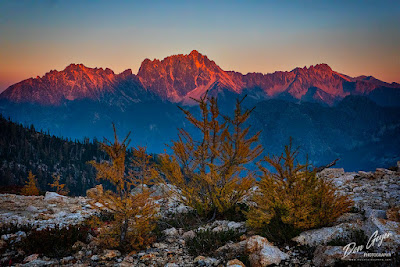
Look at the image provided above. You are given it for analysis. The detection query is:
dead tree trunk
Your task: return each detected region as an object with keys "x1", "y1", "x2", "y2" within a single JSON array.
[{"x1": 313, "y1": 158, "x2": 340, "y2": 173}]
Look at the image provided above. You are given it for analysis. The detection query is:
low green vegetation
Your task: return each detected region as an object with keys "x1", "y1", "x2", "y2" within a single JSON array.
[
  {"x1": 186, "y1": 228, "x2": 242, "y2": 256},
  {"x1": 19, "y1": 225, "x2": 90, "y2": 258},
  {"x1": 157, "y1": 210, "x2": 203, "y2": 232}
]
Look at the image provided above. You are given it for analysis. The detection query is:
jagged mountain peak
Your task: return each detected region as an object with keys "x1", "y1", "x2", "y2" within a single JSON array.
[
  {"x1": 62, "y1": 63, "x2": 116, "y2": 76},
  {"x1": 137, "y1": 50, "x2": 241, "y2": 102},
  {"x1": 293, "y1": 63, "x2": 333, "y2": 74},
  {"x1": 317, "y1": 63, "x2": 332, "y2": 70},
  {"x1": 138, "y1": 50, "x2": 218, "y2": 72},
  {"x1": 0, "y1": 63, "x2": 146, "y2": 105},
  {"x1": 1, "y1": 51, "x2": 399, "y2": 106},
  {"x1": 64, "y1": 63, "x2": 87, "y2": 70},
  {"x1": 287, "y1": 63, "x2": 348, "y2": 101},
  {"x1": 118, "y1": 69, "x2": 133, "y2": 78},
  {"x1": 189, "y1": 49, "x2": 200, "y2": 56},
  {"x1": 311, "y1": 63, "x2": 333, "y2": 72}
]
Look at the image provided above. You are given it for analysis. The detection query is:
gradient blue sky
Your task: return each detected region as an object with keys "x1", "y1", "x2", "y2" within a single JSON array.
[{"x1": 1, "y1": 0, "x2": 399, "y2": 92}]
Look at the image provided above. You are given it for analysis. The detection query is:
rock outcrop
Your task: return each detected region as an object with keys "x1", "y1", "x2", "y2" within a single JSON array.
[
  {"x1": 245, "y1": 235, "x2": 289, "y2": 266},
  {"x1": 0, "y1": 165, "x2": 399, "y2": 266},
  {"x1": 0, "y1": 193, "x2": 95, "y2": 229},
  {"x1": 293, "y1": 166, "x2": 400, "y2": 266}
]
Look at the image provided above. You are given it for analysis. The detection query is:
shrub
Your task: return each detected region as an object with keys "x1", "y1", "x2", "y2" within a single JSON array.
[
  {"x1": 220, "y1": 203, "x2": 250, "y2": 222},
  {"x1": 0, "y1": 223, "x2": 35, "y2": 237},
  {"x1": 87, "y1": 125, "x2": 159, "y2": 252},
  {"x1": 156, "y1": 203, "x2": 249, "y2": 234},
  {"x1": 255, "y1": 214, "x2": 303, "y2": 243},
  {"x1": 186, "y1": 228, "x2": 242, "y2": 256},
  {"x1": 247, "y1": 140, "x2": 353, "y2": 242},
  {"x1": 19, "y1": 225, "x2": 89, "y2": 258},
  {"x1": 20, "y1": 171, "x2": 39, "y2": 196},
  {"x1": 157, "y1": 210, "x2": 203, "y2": 232},
  {"x1": 160, "y1": 94, "x2": 262, "y2": 219}
]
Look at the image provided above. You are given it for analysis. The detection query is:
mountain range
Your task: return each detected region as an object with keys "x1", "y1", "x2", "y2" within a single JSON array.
[
  {"x1": 2, "y1": 50, "x2": 400, "y2": 106},
  {"x1": 0, "y1": 50, "x2": 399, "y2": 171}
]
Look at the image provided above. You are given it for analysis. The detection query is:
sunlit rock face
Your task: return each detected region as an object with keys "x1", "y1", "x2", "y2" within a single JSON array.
[
  {"x1": 137, "y1": 50, "x2": 243, "y2": 103},
  {"x1": 0, "y1": 64, "x2": 148, "y2": 106},
  {"x1": 2, "y1": 50, "x2": 399, "y2": 106},
  {"x1": 135, "y1": 51, "x2": 400, "y2": 105}
]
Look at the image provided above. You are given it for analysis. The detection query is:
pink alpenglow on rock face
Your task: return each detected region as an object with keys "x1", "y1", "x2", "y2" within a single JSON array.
[
  {"x1": 137, "y1": 50, "x2": 243, "y2": 103},
  {"x1": 1, "y1": 51, "x2": 399, "y2": 106},
  {"x1": 0, "y1": 64, "x2": 145, "y2": 105}
]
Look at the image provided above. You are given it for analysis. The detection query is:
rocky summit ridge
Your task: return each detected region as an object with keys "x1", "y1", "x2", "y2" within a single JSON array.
[
  {"x1": 0, "y1": 64, "x2": 149, "y2": 106},
  {"x1": 1, "y1": 165, "x2": 399, "y2": 266},
  {"x1": 1, "y1": 50, "x2": 399, "y2": 106}
]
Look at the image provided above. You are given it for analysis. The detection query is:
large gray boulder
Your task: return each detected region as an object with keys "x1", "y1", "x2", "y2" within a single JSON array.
[
  {"x1": 292, "y1": 222, "x2": 362, "y2": 247},
  {"x1": 245, "y1": 235, "x2": 289, "y2": 266},
  {"x1": 312, "y1": 245, "x2": 363, "y2": 267},
  {"x1": 44, "y1": 191, "x2": 66, "y2": 202},
  {"x1": 362, "y1": 211, "x2": 400, "y2": 252}
]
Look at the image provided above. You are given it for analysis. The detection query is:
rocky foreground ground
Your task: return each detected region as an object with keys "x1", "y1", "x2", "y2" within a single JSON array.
[{"x1": 0, "y1": 165, "x2": 399, "y2": 267}]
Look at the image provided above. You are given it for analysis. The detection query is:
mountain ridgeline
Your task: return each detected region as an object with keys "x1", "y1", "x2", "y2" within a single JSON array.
[
  {"x1": 0, "y1": 50, "x2": 399, "y2": 171},
  {"x1": 2, "y1": 50, "x2": 400, "y2": 106}
]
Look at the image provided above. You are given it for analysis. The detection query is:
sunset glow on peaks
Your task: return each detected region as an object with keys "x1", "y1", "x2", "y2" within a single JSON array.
[{"x1": 0, "y1": 0, "x2": 399, "y2": 92}]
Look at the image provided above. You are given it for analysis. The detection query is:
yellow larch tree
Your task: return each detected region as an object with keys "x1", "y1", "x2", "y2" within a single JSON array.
[
  {"x1": 247, "y1": 139, "x2": 353, "y2": 240},
  {"x1": 87, "y1": 125, "x2": 159, "y2": 251},
  {"x1": 160, "y1": 94, "x2": 263, "y2": 218},
  {"x1": 129, "y1": 146, "x2": 159, "y2": 192},
  {"x1": 49, "y1": 173, "x2": 69, "y2": 196},
  {"x1": 21, "y1": 171, "x2": 40, "y2": 196}
]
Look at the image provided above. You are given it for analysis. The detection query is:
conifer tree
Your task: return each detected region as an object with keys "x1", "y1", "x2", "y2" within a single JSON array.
[
  {"x1": 160, "y1": 94, "x2": 263, "y2": 217},
  {"x1": 88, "y1": 125, "x2": 159, "y2": 250},
  {"x1": 247, "y1": 139, "x2": 353, "y2": 240},
  {"x1": 129, "y1": 146, "x2": 159, "y2": 192},
  {"x1": 49, "y1": 173, "x2": 69, "y2": 196},
  {"x1": 21, "y1": 171, "x2": 40, "y2": 196}
]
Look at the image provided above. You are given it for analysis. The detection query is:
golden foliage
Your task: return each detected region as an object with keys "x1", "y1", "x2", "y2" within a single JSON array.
[
  {"x1": 247, "y1": 139, "x2": 353, "y2": 232},
  {"x1": 88, "y1": 125, "x2": 159, "y2": 251},
  {"x1": 21, "y1": 171, "x2": 40, "y2": 196},
  {"x1": 129, "y1": 146, "x2": 160, "y2": 191},
  {"x1": 160, "y1": 94, "x2": 263, "y2": 217},
  {"x1": 49, "y1": 174, "x2": 69, "y2": 196}
]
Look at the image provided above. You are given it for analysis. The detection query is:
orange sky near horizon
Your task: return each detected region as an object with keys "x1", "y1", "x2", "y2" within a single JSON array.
[{"x1": 0, "y1": 1, "x2": 399, "y2": 92}]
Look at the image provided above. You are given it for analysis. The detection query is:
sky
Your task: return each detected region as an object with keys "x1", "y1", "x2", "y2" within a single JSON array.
[{"x1": 0, "y1": 0, "x2": 399, "y2": 92}]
